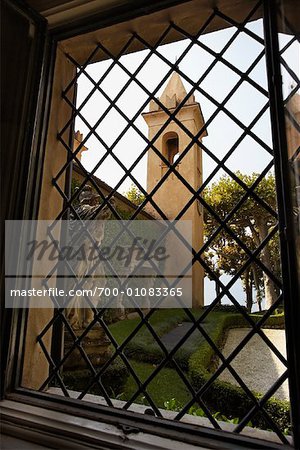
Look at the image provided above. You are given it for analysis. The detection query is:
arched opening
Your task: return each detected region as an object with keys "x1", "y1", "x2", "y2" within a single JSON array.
[
  {"x1": 166, "y1": 136, "x2": 179, "y2": 164},
  {"x1": 162, "y1": 132, "x2": 179, "y2": 173}
]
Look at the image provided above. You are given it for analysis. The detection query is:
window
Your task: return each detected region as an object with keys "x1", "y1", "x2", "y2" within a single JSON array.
[
  {"x1": 2, "y1": 0, "x2": 300, "y2": 449},
  {"x1": 161, "y1": 131, "x2": 180, "y2": 177},
  {"x1": 164, "y1": 133, "x2": 179, "y2": 165}
]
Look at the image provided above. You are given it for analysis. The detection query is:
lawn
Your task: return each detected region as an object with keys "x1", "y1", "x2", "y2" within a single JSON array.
[
  {"x1": 63, "y1": 307, "x2": 289, "y2": 432},
  {"x1": 106, "y1": 307, "x2": 288, "y2": 428},
  {"x1": 107, "y1": 308, "x2": 235, "y2": 409},
  {"x1": 108, "y1": 308, "x2": 230, "y2": 369},
  {"x1": 119, "y1": 360, "x2": 192, "y2": 409}
]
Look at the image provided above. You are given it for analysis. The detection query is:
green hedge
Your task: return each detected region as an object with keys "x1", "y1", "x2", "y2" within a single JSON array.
[
  {"x1": 109, "y1": 308, "x2": 285, "y2": 371},
  {"x1": 109, "y1": 308, "x2": 203, "y2": 368},
  {"x1": 189, "y1": 367, "x2": 291, "y2": 432},
  {"x1": 107, "y1": 309, "x2": 289, "y2": 432},
  {"x1": 109, "y1": 310, "x2": 237, "y2": 370},
  {"x1": 62, "y1": 358, "x2": 128, "y2": 397},
  {"x1": 222, "y1": 312, "x2": 285, "y2": 329},
  {"x1": 188, "y1": 312, "x2": 290, "y2": 433}
]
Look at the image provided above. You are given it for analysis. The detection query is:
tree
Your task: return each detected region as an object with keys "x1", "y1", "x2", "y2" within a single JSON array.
[
  {"x1": 203, "y1": 172, "x2": 280, "y2": 311},
  {"x1": 124, "y1": 184, "x2": 146, "y2": 206}
]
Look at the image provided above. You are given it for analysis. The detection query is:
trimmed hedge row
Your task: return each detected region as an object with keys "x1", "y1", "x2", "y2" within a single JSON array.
[
  {"x1": 121, "y1": 311, "x2": 230, "y2": 370},
  {"x1": 107, "y1": 309, "x2": 289, "y2": 432},
  {"x1": 62, "y1": 358, "x2": 128, "y2": 397},
  {"x1": 188, "y1": 312, "x2": 290, "y2": 432},
  {"x1": 222, "y1": 312, "x2": 285, "y2": 329},
  {"x1": 189, "y1": 366, "x2": 291, "y2": 432}
]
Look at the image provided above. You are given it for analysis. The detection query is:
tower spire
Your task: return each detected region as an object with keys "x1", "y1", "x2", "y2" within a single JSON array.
[
  {"x1": 149, "y1": 72, "x2": 195, "y2": 111},
  {"x1": 160, "y1": 72, "x2": 195, "y2": 108}
]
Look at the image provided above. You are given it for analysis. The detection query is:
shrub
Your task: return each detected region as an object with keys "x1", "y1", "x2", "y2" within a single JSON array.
[
  {"x1": 189, "y1": 345, "x2": 291, "y2": 433},
  {"x1": 62, "y1": 358, "x2": 128, "y2": 397},
  {"x1": 188, "y1": 311, "x2": 289, "y2": 432},
  {"x1": 222, "y1": 312, "x2": 285, "y2": 329},
  {"x1": 163, "y1": 395, "x2": 290, "y2": 433},
  {"x1": 203, "y1": 304, "x2": 247, "y2": 313},
  {"x1": 108, "y1": 309, "x2": 289, "y2": 432}
]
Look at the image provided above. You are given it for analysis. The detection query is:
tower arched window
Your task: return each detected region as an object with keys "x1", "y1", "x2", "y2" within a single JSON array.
[
  {"x1": 166, "y1": 136, "x2": 179, "y2": 164},
  {"x1": 162, "y1": 131, "x2": 179, "y2": 166}
]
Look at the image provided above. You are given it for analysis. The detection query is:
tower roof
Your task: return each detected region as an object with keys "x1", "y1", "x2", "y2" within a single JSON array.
[
  {"x1": 142, "y1": 72, "x2": 207, "y2": 138},
  {"x1": 160, "y1": 72, "x2": 195, "y2": 108},
  {"x1": 148, "y1": 72, "x2": 196, "y2": 111}
]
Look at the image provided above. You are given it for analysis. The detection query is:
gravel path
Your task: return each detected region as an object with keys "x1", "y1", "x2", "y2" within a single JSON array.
[{"x1": 219, "y1": 328, "x2": 289, "y2": 401}]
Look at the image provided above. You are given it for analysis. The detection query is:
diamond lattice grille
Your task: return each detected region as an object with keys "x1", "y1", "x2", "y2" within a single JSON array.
[{"x1": 31, "y1": 1, "x2": 298, "y2": 445}]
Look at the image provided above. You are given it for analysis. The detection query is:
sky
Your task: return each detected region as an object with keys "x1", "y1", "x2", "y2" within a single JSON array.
[
  {"x1": 73, "y1": 18, "x2": 299, "y2": 308},
  {"x1": 74, "y1": 19, "x2": 298, "y2": 193}
]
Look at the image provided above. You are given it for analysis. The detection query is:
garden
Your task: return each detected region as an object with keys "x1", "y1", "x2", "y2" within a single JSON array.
[{"x1": 62, "y1": 306, "x2": 290, "y2": 434}]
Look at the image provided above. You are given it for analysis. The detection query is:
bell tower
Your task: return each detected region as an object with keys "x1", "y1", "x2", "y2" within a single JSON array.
[{"x1": 142, "y1": 72, "x2": 207, "y2": 307}]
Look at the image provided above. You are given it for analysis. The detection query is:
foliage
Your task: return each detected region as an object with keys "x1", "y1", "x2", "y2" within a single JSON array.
[
  {"x1": 109, "y1": 309, "x2": 188, "y2": 343},
  {"x1": 166, "y1": 400, "x2": 253, "y2": 427},
  {"x1": 123, "y1": 360, "x2": 192, "y2": 408},
  {"x1": 62, "y1": 358, "x2": 128, "y2": 397},
  {"x1": 110, "y1": 309, "x2": 188, "y2": 365},
  {"x1": 164, "y1": 398, "x2": 182, "y2": 411},
  {"x1": 109, "y1": 309, "x2": 227, "y2": 370},
  {"x1": 123, "y1": 183, "x2": 146, "y2": 206},
  {"x1": 222, "y1": 311, "x2": 285, "y2": 329},
  {"x1": 189, "y1": 370, "x2": 291, "y2": 433},
  {"x1": 108, "y1": 309, "x2": 288, "y2": 432},
  {"x1": 109, "y1": 309, "x2": 284, "y2": 370},
  {"x1": 187, "y1": 312, "x2": 237, "y2": 372},
  {"x1": 203, "y1": 304, "x2": 246, "y2": 313},
  {"x1": 203, "y1": 172, "x2": 281, "y2": 311},
  {"x1": 188, "y1": 312, "x2": 289, "y2": 433}
]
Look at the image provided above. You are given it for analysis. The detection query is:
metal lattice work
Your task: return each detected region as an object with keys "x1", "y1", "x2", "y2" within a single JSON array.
[{"x1": 31, "y1": 0, "x2": 298, "y2": 445}]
